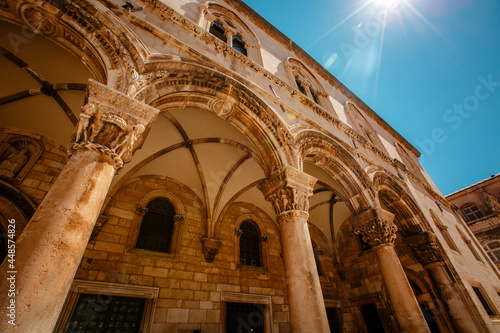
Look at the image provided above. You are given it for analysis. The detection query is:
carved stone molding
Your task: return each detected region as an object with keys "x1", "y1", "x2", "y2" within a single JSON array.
[
  {"x1": 404, "y1": 232, "x2": 444, "y2": 266},
  {"x1": 69, "y1": 80, "x2": 158, "y2": 170},
  {"x1": 201, "y1": 237, "x2": 222, "y2": 263},
  {"x1": 352, "y1": 208, "x2": 397, "y2": 247},
  {"x1": 258, "y1": 165, "x2": 317, "y2": 215}
]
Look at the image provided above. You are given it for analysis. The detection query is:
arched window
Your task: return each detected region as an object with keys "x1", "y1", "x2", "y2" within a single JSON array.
[
  {"x1": 136, "y1": 198, "x2": 176, "y2": 253},
  {"x1": 239, "y1": 220, "x2": 262, "y2": 267},
  {"x1": 461, "y1": 204, "x2": 484, "y2": 222},
  {"x1": 484, "y1": 240, "x2": 500, "y2": 262},
  {"x1": 209, "y1": 21, "x2": 227, "y2": 43},
  {"x1": 311, "y1": 240, "x2": 323, "y2": 276}
]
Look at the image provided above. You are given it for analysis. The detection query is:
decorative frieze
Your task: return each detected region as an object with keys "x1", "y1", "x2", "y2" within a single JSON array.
[
  {"x1": 352, "y1": 208, "x2": 397, "y2": 247},
  {"x1": 258, "y1": 165, "x2": 317, "y2": 215},
  {"x1": 69, "y1": 80, "x2": 158, "y2": 170},
  {"x1": 405, "y1": 232, "x2": 444, "y2": 266},
  {"x1": 201, "y1": 237, "x2": 222, "y2": 263}
]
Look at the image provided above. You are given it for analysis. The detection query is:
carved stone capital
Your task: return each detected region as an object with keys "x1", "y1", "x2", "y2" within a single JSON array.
[
  {"x1": 258, "y1": 165, "x2": 317, "y2": 215},
  {"x1": 405, "y1": 232, "x2": 444, "y2": 265},
  {"x1": 353, "y1": 208, "x2": 397, "y2": 247},
  {"x1": 235, "y1": 228, "x2": 243, "y2": 237},
  {"x1": 136, "y1": 205, "x2": 149, "y2": 216},
  {"x1": 174, "y1": 214, "x2": 186, "y2": 223},
  {"x1": 201, "y1": 237, "x2": 222, "y2": 263},
  {"x1": 70, "y1": 79, "x2": 158, "y2": 170}
]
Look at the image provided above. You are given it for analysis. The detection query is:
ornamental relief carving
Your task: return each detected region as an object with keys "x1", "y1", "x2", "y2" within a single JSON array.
[
  {"x1": 354, "y1": 218, "x2": 398, "y2": 247},
  {"x1": 404, "y1": 232, "x2": 444, "y2": 265},
  {"x1": 258, "y1": 166, "x2": 316, "y2": 215}
]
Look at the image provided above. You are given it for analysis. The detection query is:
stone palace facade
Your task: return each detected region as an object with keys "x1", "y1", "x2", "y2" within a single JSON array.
[{"x1": 0, "y1": 0, "x2": 499, "y2": 332}]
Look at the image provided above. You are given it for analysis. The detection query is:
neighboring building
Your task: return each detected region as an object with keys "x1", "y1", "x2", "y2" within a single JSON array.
[
  {"x1": 0, "y1": 1, "x2": 499, "y2": 332},
  {"x1": 446, "y1": 174, "x2": 500, "y2": 269}
]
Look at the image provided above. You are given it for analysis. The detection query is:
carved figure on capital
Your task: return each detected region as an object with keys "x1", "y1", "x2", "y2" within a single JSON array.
[
  {"x1": 69, "y1": 80, "x2": 158, "y2": 170},
  {"x1": 354, "y1": 218, "x2": 398, "y2": 247}
]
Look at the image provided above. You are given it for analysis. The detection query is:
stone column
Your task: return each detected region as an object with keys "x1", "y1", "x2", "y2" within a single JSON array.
[
  {"x1": 258, "y1": 165, "x2": 330, "y2": 333},
  {"x1": 405, "y1": 232, "x2": 480, "y2": 333},
  {"x1": 353, "y1": 208, "x2": 430, "y2": 333},
  {"x1": 0, "y1": 79, "x2": 158, "y2": 332}
]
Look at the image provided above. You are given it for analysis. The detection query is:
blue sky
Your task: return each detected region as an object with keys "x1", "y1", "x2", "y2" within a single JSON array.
[{"x1": 245, "y1": 0, "x2": 500, "y2": 195}]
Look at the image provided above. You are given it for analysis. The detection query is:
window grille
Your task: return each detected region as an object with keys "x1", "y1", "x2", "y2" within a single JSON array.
[
  {"x1": 65, "y1": 293, "x2": 146, "y2": 332},
  {"x1": 136, "y1": 198, "x2": 175, "y2": 253},
  {"x1": 239, "y1": 221, "x2": 261, "y2": 267}
]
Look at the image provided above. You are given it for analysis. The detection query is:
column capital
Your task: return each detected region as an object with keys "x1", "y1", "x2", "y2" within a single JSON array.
[
  {"x1": 353, "y1": 208, "x2": 397, "y2": 247},
  {"x1": 405, "y1": 232, "x2": 444, "y2": 266},
  {"x1": 70, "y1": 79, "x2": 158, "y2": 170},
  {"x1": 258, "y1": 165, "x2": 317, "y2": 216}
]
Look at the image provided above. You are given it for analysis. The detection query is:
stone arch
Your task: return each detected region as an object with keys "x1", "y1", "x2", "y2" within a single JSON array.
[
  {"x1": 372, "y1": 172, "x2": 426, "y2": 236},
  {"x1": 131, "y1": 60, "x2": 294, "y2": 175},
  {"x1": 1, "y1": 0, "x2": 150, "y2": 92},
  {"x1": 295, "y1": 129, "x2": 373, "y2": 214}
]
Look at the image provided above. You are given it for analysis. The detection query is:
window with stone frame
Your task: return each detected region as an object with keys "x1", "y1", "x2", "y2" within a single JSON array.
[
  {"x1": 225, "y1": 302, "x2": 265, "y2": 333},
  {"x1": 461, "y1": 204, "x2": 484, "y2": 222},
  {"x1": 484, "y1": 240, "x2": 500, "y2": 262},
  {"x1": 135, "y1": 197, "x2": 176, "y2": 253},
  {"x1": 209, "y1": 20, "x2": 227, "y2": 43},
  {"x1": 208, "y1": 17, "x2": 247, "y2": 55},
  {"x1": 239, "y1": 220, "x2": 262, "y2": 267},
  {"x1": 64, "y1": 293, "x2": 146, "y2": 332},
  {"x1": 292, "y1": 69, "x2": 322, "y2": 106},
  {"x1": 54, "y1": 281, "x2": 158, "y2": 333},
  {"x1": 472, "y1": 286, "x2": 497, "y2": 316}
]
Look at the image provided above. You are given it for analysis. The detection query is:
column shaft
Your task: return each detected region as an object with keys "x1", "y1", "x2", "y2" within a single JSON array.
[
  {"x1": 0, "y1": 79, "x2": 158, "y2": 332},
  {"x1": 427, "y1": 263, "x2": 479, "y2": 333},
  {"x1": 375, "y1": 243, "x2": 430, "y2": 333},
  {"x1": 279, "y1": 211, "x2": 330, "y2": 333},
  {"x1": 0, "y1": 149, "x2": 115, "y2": 332},
  {"x1": 258, "y1": 165, "x2": 330, "y2": 332}
]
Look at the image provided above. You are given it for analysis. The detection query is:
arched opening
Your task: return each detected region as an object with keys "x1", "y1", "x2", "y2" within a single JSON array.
[
  {"x1": 239, "y1": 220, "x2": 262, "y2": 267},
  {"x1": 136, "y1": 198, "x2": 176, "y2": 253}
]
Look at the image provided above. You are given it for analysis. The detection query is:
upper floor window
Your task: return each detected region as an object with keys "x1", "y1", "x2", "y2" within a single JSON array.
[
  {"x1": 462, "y1": 204, "x2": 484, "y2": 221},
  {"x1": 136, "y1": 198, "x2": 176, "y2": 253},
  {"x1": 232, "y1": 34, "x2": 247, "y2": 56},
  {"x1": 199, "y1": 3, "x2": 263, "y2": 64},
  {"x1": 239, "y1": 220, "x2": 262, "y2": 267},
  {"x1": 484, "y1": 240, "x2": 500, "y2": 262},
  {"x1": 209, "y1": 20, "x2": 227, "y2": 43},
  {"x1": 285, "y1": 58, "x2": 331, "y2": 110}
]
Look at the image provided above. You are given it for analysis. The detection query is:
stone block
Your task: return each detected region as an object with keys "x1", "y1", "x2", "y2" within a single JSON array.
[{"x1": 166, "y1": 308, "x2": 189, "y2": 323}]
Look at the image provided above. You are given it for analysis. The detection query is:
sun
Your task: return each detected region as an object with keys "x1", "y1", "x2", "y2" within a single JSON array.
[{"x1": 372, "y1": 0, "x2": 405, "y2": 11}]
